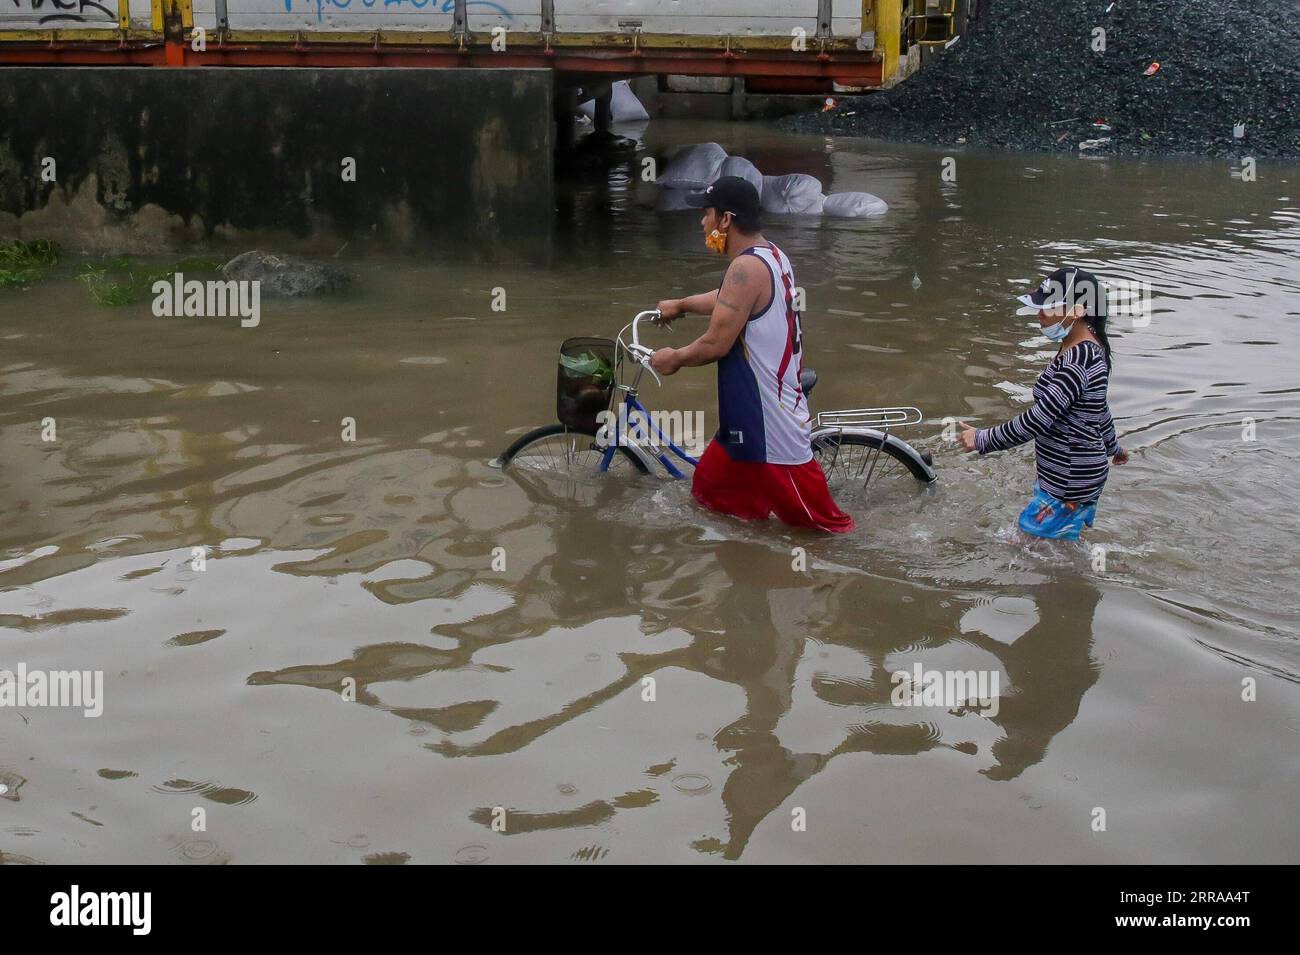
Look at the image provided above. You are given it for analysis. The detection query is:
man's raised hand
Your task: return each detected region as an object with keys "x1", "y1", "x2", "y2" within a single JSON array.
[{"x1": 656, "y1": 299, "x2": 684, "y2": 325}]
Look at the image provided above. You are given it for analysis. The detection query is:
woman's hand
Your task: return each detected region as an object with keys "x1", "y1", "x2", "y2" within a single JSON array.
[
  {"x1": 650, "y1": 347, "x2": 681, "y2": 376},
  {"x1": 1112, "y1": 448, "x2": 1130, "y2": 465},
  {"x1": 958, "y1": 422, "x2": 979, "y2": 453},
  {"x1": 656, "y1": 299, "x2": 683, "y2": 325}
]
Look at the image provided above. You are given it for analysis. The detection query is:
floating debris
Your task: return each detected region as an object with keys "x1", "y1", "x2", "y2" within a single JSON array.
[{"x1": 0, "y1": 770, "x2": 25, "y2": 801}]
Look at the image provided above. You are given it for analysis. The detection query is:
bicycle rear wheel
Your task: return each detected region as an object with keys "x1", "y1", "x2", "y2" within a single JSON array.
[{"x1": 811, "y1": 430, "x2": 936, "y2": 500}]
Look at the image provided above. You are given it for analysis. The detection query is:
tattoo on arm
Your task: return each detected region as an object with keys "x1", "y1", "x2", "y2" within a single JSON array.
[
  {"x1": 716, "y1": 260, "x2": 756, "y2": 314},
  {"x1": 723, "y1": 264, "x2": 749, "y2": 289}
]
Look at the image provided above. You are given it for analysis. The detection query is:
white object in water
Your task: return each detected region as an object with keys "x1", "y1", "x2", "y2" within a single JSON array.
[
  {"x1": 822, "y1": 191, "x2": 889, "y2": 218},
  {"x1": 760, "y1": 173, "x2": 825, "y2": 214},
  {"x1": 577, "y1": 80, "x2": 650, "y2": 123},
  {"x1": 718, "y1": 155, "x2": 763, "y2": 193},
  {"x1": 660, "y1": 142, "x2": 728, "y2": 190}
]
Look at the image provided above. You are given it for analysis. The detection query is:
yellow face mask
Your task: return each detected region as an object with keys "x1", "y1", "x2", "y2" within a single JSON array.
[{"x1": 705, "y1": 228, "x2": 728, "y2": 254}]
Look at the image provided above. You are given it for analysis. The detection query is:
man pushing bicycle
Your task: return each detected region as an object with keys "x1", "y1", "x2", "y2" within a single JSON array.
[{"x1": 650, "y1": 176, "x2": 855, "y2": 534}]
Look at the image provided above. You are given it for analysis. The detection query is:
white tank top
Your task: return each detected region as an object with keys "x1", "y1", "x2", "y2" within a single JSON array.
[{"x1": 714, "y1": 242, "x2": 813, "y2": 465}]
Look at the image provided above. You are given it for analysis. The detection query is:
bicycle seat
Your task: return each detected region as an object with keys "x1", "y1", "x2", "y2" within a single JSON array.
[{"x1": 800, "y1": 368, "x2": 819, "y2": 397}]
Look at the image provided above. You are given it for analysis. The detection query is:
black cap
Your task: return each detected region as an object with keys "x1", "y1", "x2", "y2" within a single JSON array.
[
  {"x1": 685, "y1": 175, "x2": 762, "y2": 223},
  {"x1": 1016, "y1": 267, "x2": 1108, "y2": 318}
]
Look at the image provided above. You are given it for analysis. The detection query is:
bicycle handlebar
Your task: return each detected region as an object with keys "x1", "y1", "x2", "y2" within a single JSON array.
[
  {"x1": 625, "y1": 309, "x2": 663, "y2": 386},
  {"x1": 628, "y1": 309, "x2": 661, "y2": 352}
]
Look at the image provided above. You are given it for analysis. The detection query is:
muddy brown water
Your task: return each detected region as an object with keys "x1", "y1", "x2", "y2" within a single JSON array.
[{"x1": 2, "y1": 121, "x2": 1298, "y2": 863}]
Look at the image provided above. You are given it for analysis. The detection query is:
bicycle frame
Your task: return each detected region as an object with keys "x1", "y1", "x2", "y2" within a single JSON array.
[
  {"x1": 598, "y1": 309, "x2": 700, "y2": 479},
  {"x1": 600, "y1": 390, "x2": 700, "y2": 478}
]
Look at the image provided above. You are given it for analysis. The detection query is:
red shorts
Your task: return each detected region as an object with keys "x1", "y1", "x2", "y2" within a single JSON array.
[{"x1": 691, "y1": 439, "x2": 855, "y2": 534}]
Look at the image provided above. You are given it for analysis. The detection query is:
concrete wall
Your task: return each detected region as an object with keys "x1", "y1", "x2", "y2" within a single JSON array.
[{"x1": 0, "y1": 67, "x2": 553, "y2": 262}]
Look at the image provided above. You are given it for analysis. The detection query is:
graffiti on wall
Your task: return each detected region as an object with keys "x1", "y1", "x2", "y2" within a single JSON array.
[
  {"x1": 1, "y1": 0, "x2": 519, "y2": 28},
  {"x1": 6, "y1": 0, "x2": 116, "y2": 25},
  {"x1": 282, "y1": 0, "x2": 515, "y2": 26}
]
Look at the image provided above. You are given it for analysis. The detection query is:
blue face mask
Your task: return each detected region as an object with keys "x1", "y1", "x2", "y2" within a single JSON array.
[
  {"x1": 1041, "y1": 320, "x2": 1070, "y2": 342},
  {"x1": 1041, "y1": 314, "x2": 1075, "y2": 342}
]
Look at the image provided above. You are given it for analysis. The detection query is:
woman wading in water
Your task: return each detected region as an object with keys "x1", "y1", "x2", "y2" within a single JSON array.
[{"x1": 959, "y1": 267, "x2": 1128, "y2": 540}]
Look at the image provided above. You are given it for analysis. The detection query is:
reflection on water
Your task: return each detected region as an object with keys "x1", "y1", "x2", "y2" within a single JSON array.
[{"x1": 1, "y1": 121, "x2": 1298, "y2": 863}]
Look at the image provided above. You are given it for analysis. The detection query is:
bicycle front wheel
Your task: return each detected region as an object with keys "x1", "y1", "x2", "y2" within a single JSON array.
[{"x1": 496, "y1": 423, "x2": 651, "y2": 504}]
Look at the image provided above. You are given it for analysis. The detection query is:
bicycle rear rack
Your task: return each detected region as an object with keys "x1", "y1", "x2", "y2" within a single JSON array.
[
  {"x1": 813, "y1": 407, "x2": 928, "y2": 500},
  {"x1": 814, "y1": 407, "x2": 924, "y2": 430}
]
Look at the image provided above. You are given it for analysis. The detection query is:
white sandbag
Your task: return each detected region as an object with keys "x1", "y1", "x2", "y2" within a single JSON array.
[
  {"x1": 760, "y1": 173, "x2": 826, "y2": 214},
  {"x1": 718, "y1": 155, "x2": 763, "y2": 193},
  {"x1": 577, "y1": 80, "x2": 650, "y2": 123},
  {"x1": 822, "y1": 191, "x2": 889, "y2": 218},
  {"x1": 660, "y1": 142, "x2": 728, "y2": 190},
  {"x1": 610, "y1": 80, "x2": 650, "y2": 122},
  {"x1": 655, "y1": 187, "x2": 696, "y2": 212}
]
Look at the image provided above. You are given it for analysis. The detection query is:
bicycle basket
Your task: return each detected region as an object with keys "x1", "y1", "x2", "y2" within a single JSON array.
[{"x1": 557, "y1": 336, "x2": 616, "y2": 432}]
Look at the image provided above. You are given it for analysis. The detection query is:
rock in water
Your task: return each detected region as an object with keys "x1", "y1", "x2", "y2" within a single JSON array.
[{"x1": 221, "y1": 251, "x2": 350, "y2": 297}]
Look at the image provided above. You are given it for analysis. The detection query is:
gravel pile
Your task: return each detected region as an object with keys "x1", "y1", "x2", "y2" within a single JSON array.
[{"x1": 782, "y1": 0, "x2": 1300, "y2": 158}]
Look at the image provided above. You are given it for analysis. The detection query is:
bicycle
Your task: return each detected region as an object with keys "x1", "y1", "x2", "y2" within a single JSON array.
[{"x1": 494, "y1": 309, "x2": 937, "y2": 501}]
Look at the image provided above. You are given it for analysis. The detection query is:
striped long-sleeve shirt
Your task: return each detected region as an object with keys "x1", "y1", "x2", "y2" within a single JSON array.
[{"x1": 976, "y1": 340, "x2": 1120, "y2": 504}]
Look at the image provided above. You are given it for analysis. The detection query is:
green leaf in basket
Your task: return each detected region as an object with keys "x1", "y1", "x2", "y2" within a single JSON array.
[{"x1": 560, "y1": 351, "x2": 613, "y2": 382}]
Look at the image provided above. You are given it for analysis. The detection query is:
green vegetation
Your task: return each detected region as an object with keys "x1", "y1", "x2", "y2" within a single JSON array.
[
  {"x1": 77, "y1": 255, "x2": 224, "y2": 307},
  {"x1": 0, "y1": 269, "x2": 37, "y2": 289},
  {"x1": 77, "y1": 263, "x2": 145, "y2": 306},
  {"x1": 559, "y1": 350, "x2": 614, "y2": 386},
  {"x1": 0, "y1": 238, "x2": 61, "y2": 289},
  {"x1": 0, "y1": 241, "x2": 227, "y2": 304},
  {"x1": 0, "y1": 239, "x2": 60, "y2": 267}
]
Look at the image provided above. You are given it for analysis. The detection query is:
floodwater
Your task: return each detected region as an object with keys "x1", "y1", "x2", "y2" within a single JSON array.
[{"x1": 2, "y1": 120, "x2": 1298, "y2": 864}]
